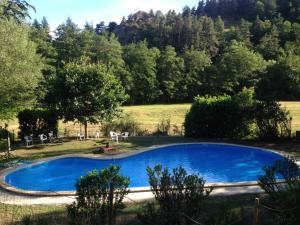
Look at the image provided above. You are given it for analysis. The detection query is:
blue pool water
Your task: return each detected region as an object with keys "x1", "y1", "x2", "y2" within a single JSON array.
[{"x1": 4, "y1": 144, "x2": 284, "y2": 191}]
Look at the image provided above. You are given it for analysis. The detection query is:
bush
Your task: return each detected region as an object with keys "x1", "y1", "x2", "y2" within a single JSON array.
[
  {"x1": 101, "y1": 114, "x2": 143, "y2": 136},
  {"x1": 67, "y1": 165, "x2": 130, "y2": 225},
  {"x1": 0, "y1": 126, "x2": 13, "y2": 140},
  {"x1": 138, "y1": 165, "x2": 212, "y2": 225},
  {"x1": 258, "y1": 158, "x2": 300, "y2": 225},
  {"x1": 17, "y1": 109, "x2": 58, "y2": 139},
  {"x1": 153, "y1": 118, "x2": 171, "y2": 136},
  {"x1": 255, "y1": 101, "x2": 292, "y2": 140},
  {"x1": 184, "y1": 88, "x2": 255, "y2": 138},
  {"x1": 207, "y1": 205, "x2": 245, "y2": 225}
]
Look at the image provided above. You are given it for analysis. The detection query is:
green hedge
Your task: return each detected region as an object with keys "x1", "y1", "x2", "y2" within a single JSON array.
[
  {"x1": 184, "y1": 90, "x2": 292, "y2": 140},
  {"x1": 184, "y1": 92, "x2": 255, "y2": 139},
  {"x1": 17, "y1": 109, "x2": 58, "y2": 139}
]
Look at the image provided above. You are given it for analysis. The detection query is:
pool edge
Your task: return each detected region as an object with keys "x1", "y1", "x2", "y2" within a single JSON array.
[{"x1": 0, "y1": 142, "x2": 295, "y2": 197}]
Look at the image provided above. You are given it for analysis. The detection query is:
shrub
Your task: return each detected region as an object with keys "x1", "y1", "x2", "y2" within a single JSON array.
[
  {"x1": 184, "y1": 88, "x2": 255, "y2": 138},
  {"x1": 207, "y1": 205, "x2": 245, "y2": 225},
  {"x1": 0, "y1": 126, "x2": 13, "y2": 140},
  {"x1": 153, "y1": 118, "x2": 171, "y2": 136},
  {"x1": 258, "y1": 158, "x2": 300, "y2": 225},
  {"x1": 138, "y1": 165, "x2": 212, "y2": 225},
  {"x1": 17, "y1": 109, "x2": 58, "y2": 139},
  {"x1": 101, "y1": 114, "x2": 142, "y2": 136},
  {"x1": 255, "y1": 101, "x2": 292, "y2": 140},
  {"x1": 67, "y1": 165, "x2": 130, "y2": 225}
]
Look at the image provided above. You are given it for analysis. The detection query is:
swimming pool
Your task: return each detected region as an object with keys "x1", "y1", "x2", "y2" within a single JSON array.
[{"x1": 3, "y1": 143, "x2": 284, "y2": 192}]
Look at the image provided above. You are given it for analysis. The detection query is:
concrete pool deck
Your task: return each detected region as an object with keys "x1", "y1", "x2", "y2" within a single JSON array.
[
  {"x1": 0, "y1": 143, "x2": 298, "y2": 205},
  {"x1": 0, "y1": 183, "x2": 265, "y2": 205}
]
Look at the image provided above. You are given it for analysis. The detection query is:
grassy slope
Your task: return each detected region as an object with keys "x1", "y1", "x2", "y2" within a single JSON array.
[
  {"x1": 1, "y1": 135, "x2": 299, "y2": 162},
  {"x1": 1, "y1": 102, "x2": 300, "y2": 135},
  {"x1": 122, "y1": 102, "x2": 300, "y2": 132},
  {"x1": 0, "y1": 194, "x2": 257, "y2": 225},
  {"x1": 281, "y1": 101, "x2": 300, "y2": 131},
  {"x1": 123, "y1": 103, "x2": 191, "y2": 126}
]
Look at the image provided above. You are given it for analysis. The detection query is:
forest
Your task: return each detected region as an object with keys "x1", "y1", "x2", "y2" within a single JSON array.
[{"x1": 2, "y1": 0, "x2": 300, "y2": 108}]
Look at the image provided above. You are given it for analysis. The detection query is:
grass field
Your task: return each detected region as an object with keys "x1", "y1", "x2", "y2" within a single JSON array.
[
  {"x1": 59, "y1": 102, "x2": 300, "y2": 135},
  {"x1": 1, "y1": 102, "x2": 300, "y2": 136},
  {"x1": 123, "y1": 104, "x2": 191, "y2": 126},
  {"x1": 281, "y1": 102, "x2": 300, "y2": 131},
  {"x1": 0, "y1": 194, "x2": 259, "y2": 225},
  {"x1": 0, "y1": 105, "x2": 299, "y2": 224}
]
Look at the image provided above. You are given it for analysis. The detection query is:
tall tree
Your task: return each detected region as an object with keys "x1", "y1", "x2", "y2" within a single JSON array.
[
  {"x1": 200, "y1": 16, "x2": 219, "y2": 57},
  {"x1": 217, "y1": 41, "x2": 267, "y2": 93},
  {"x1": 0, "y1": 19, "x2": 42, "y2": 120},
  {"x1": 183, "y1": 49, "x2": 212, "y2": 99},
  {"x1": 91, "y1": 33, "x2": 124, "y2": 71},
  {"x1": 54, "y1": 18, "x2": 82, "y2": 67},
  {"x1": 256, "y1": 54, "x2": 300, "y2": 100},
  {"x1": 30, "y1": 17, "x2": 57, "y2": 79},
  {"x1": 0, "y1": 0, "x2": 35, "y2": 23},
  {"x1": 235, "y1": 19, "x2": 253, "y2": 47},
  {"x1": 256, "y1": 25, "x2": 283, "y2": 60},
  {"x1": 157, "y1": 46, "x2": 185, "y2": 102},
  {"x1": 45, "y1": 63, "x2": 127, "y2": 138},
  {"x1": 123, "y1": 41, "x2": 161, "y2": 104}
]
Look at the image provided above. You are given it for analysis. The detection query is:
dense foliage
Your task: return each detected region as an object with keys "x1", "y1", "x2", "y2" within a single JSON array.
[
  {"x1": 21, "y1": 0, "x2": 300, "y2": 105},
  {"x1": 17, "y1": 109, "x2": 58, "y2": 139},
  {"x1": 258, "y1": 158, "x2": 300, "y2": 225},
  {"x1": 0, "y1": 0, "x2": 35, "y2": 23},
  {"x1": 138, "y1": 165, "x2": 212, "y2": 225},
  {"x1": 101, "y1": 114, "x2": 143, "y2": 136},
  {"x1": 1, "y1": 0, "x2": 300, "y2": 137},
  {"x1": 185, "y1": 89, "x2": 255, "y2": 138},
  {"x1": 44, "y1": 62, "x2": 127, "y2": 137},
  {"x1": 68, "y1": 165, "x2": 130, "y2": 225},
  {"x1": 0, "y1": 19, "x2": 42, "y2": 120},
  {"x1": 255, "y1": 101, "x2": 292, "y2": 140},
  {"x1": 185, "y1": 89, "x2": 292, "y2": 139}
]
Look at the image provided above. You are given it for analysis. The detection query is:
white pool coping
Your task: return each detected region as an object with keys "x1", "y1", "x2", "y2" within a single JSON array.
[{"x1": 0, "y1": 142, "x2": 298, "y2": 205}]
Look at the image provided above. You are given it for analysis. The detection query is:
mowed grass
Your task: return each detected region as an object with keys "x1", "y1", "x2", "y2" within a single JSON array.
[
  {"x1": 122, "y1": 102, "x2": 300, "y2": 133},
  {"x1": 1, "y1": 135, "x2": 299, "y2": 162},
  {"x1": 122, "y1": 104, "x2": 191, "y2": 126},
  {"x1": 1, "y1": 102, "x2": 300, "y2": 135},
  {"x1": 280, "y1": 101, "x2": 300, "y2": 131}
]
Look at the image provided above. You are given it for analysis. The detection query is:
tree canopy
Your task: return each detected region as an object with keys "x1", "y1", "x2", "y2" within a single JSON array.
[
  {"x1": 2, "y1": 0, "x2": 300, "y2": 124},
  {"x1": 0, "y1": 19, "x2": 42, "y2": 120},
  {"x1": 44, "y1": 62, "x2": 127, "y2": 137}
]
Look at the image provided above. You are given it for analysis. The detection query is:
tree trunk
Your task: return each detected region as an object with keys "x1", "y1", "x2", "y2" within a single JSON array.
[
  {"x1": 84, "y1": 121, "x2": 88, "y2": 139},
  {"x1": 4, "y1": 123, "x2": 11, "y2": 156},
  {"x1": 108, "y1": 182, "x2": 115, "y2": 225},
  {"x1": 7, "y1": 134, "x2": 11, "y2": 156}
]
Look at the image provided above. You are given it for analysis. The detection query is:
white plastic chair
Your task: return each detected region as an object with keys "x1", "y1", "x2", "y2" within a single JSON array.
[
  {"x1": 121, "y1": 132, "x2": 129, "y2": 141},
  {"x1": 77, "y1": 133, "x2": 84, "y2": 141},
  {"x1": 24, "y1": 136, "x2": 33, "y2": 146},
  {"x1": 110, "y1": 131, "x2": 119, "y2": 143},
  {"x1": 48, "y1": 131, "x2": 56, "y2": 142},
  {"x1": 39, "y1": 134, "x2": 47, "y2": 144}
]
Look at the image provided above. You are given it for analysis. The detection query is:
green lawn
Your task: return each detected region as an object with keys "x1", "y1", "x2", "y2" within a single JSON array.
[
  {"x1": 1, "y1": 102, "x2": 300, "y2": 135},
  {"x1": 281, "y1": 101, "x2": 300, "y2": 131},
  {"x1": 1, "y1": 101, "x2": 300, "y2": 159},
  {"x1": 0, "y1": 194, "x2": 259, "y2": 225},
  {"x1": 1, "y1": 136, "x2": 299, "y2": 164},
  {"x1": 123, "y1": 103, "x2": 191, "y2": 126},
  {"x1": 1, "y1": 102, "x2": 299, "y2": 224},
  {"x1": 122, "y1": 102, "x2": 300, "y2": 133}
]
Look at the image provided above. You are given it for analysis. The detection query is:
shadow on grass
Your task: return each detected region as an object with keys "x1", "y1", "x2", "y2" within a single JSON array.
[
  {"x1": 6, "y1": 209, "x2": 68, "y2": 225},
  {"x1": 3, "y1": 194, "x2": 260, "y2": 225},
  {"x1": 23, "y1": 148, "x2": 97, "y2": 160},
  {"x1": 2, "y1": 136, "x2": 300, "y2": 162}
]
